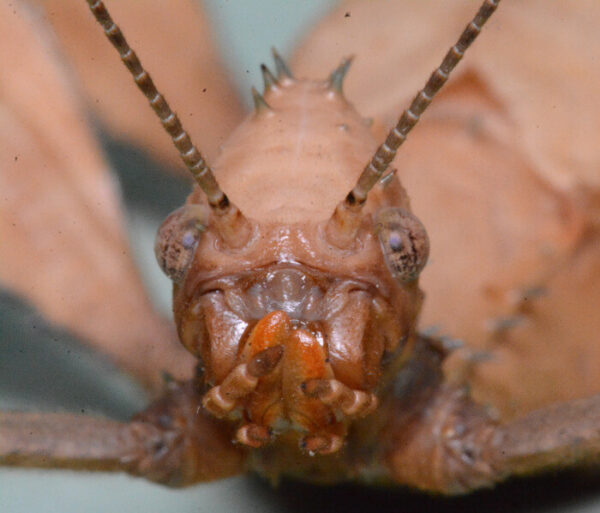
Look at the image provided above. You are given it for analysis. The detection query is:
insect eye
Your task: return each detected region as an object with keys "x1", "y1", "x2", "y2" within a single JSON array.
[
  {"x1": 155, "y1": 205, "x2": 207, "y2": 283},
  {"x1": 375, "y1": 208, "x2": 429, "y2": 283}
]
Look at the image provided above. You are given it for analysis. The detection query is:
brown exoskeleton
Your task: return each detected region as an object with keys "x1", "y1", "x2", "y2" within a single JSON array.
[{"x1": 2, "y1": 0, "x2": 600, "y2": 501}]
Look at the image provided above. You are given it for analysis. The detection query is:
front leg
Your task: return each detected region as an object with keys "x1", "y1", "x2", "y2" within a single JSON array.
[
  {"x1": 0, "y1": 381, "x2": 245, "y2": 485},
  {"x1": 385, "y1": 383, "x2": 600, "y2": 494}
]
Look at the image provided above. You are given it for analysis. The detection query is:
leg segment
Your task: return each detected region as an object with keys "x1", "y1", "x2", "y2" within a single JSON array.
[
  {"x1": 0, "y1": 381, "x2": 245, "y2": 485},
  {"x1": 386, "y1": 385, "x2": 600, "y2": 494},
  {"x1": 0, "y1": 411, "x2": 145, "y2": 472},
  {"x1": 493, "y1": 393, "x2": 600, "y2": 477}
]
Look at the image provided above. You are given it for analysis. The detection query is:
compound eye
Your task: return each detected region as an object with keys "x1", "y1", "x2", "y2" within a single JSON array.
[
  {"x1": 375, "y1": 207, "x2": 429, "y2": 283},
  {"x1": 155, "y1": 205, "x2": 207, "y2": 283}
]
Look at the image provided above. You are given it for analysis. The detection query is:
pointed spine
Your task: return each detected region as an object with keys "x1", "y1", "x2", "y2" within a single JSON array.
[
  {"x1": 260, "y1": 64, "x2": 278, "y2": 92},
  {"x1": 271, "y1": 47, "x2": 293, "y2": 78},
  {"x1": 328, "y1": 56, "x2": 354, "y2": 93},
  {"x1": 251, "y1": 87, "x2": 270, "y2": 113}
]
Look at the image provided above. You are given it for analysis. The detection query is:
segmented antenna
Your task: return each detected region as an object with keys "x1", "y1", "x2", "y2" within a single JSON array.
[
  {"x1": 350, "y1": 0, "x2": 500, "y2": 206},
  {"x1": 326, "y1": 0, "x2": 500, "y2": 248},
  {"x1": 85, "y1": 0, "x2": 230, "y2": 212}
]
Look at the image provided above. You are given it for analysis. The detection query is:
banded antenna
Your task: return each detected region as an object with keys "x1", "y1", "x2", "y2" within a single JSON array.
[
  {"x1": 85, "y1": 0, "x2": 250, "y2": 247},
  {"x1": 328, "y1": 0, "x2": 500, "y2": 248}
]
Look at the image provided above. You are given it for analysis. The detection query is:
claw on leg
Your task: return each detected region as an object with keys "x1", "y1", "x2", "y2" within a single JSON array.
[
  {"x1": 302, "y1": 378, "x2": 378, "y2": 418},
  {"x1": 202, "y1": 345, "x2": 283, "y2": 417}
]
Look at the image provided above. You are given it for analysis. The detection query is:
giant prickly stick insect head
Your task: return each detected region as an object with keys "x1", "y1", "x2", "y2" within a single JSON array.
[{"x1": 2, "y1": 0, "x2": 600, "y2": 505}]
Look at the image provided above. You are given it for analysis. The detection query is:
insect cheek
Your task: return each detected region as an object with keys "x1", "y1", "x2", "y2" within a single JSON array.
[
  {"x1": 155, "y1": 205, "x2": 207, "y2": 283},
  {"x1": 375, "y1": 207, "x2": 430, "y2": 283}
]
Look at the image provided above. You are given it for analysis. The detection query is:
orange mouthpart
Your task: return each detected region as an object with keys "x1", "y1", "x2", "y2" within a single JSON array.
[
  {"x1": 203, "y1": 310, "x2": 375, "y2": 454},
  {"x1": 243, "y1": 310, "x2": 291, "y2": 357}
]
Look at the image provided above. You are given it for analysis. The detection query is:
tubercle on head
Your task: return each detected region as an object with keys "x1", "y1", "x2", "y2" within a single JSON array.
[
  {"x1": 157, "y1": 51, "x2": 359, "y2": 262},
  {"x1": 86, "y1": 0, "x2": 499, "y2": 272},
  {"x1": 253, "y1": 51, "x2": 354, "y2": 115},
  {"x1": 155, "y1": 49, "x2": 426, "y2": 292},
  {"x1": 248, "y1": 49, "x2": 295, "y2": 117}
]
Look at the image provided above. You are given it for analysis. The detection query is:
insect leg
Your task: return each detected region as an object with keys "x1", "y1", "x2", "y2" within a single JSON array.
[
  {"x1": 385, "y1": 384, "x2": 500, "y2": 493},
  {"x1": 0, "y1": 411, "x2": 145, "y2": 472},
  {"x1": 0, "y1": 381, "x2": 245, "y2": 485},
  {"x1": 385, "y1": 384, "x2": 600, "y2": 494},
  {"x1": 491, "y1": 393, "x2": 600, "y2": 480}
]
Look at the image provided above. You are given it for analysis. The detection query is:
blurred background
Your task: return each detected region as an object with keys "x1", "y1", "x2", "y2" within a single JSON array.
[{"x1": 2, "y1": 0, "x2": 600, "y2": 512}]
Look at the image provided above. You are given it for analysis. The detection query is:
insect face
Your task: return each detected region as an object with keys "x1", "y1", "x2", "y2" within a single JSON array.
[
  {"x1": 15, "y1": 0, "x2": 600, "y2": 499},
  {"x1": 155, "y1": 69, "x2": 428, "y2": 452}
]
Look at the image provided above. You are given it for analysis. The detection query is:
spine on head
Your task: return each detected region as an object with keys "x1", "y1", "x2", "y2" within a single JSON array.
[
  {"x1": 85, "y1": 0, "x2": 250, "y2": 247},
  {"x1": 327, "y1": 0, "x2": 501, "y2": 248}
]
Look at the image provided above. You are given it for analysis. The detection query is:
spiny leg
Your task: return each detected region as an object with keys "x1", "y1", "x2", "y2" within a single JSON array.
[
  {"x1": 0, "y1": 381, "x2": 245, "y2": 485},
  {"x1": 385, "y1": 384, "x2": 600, "y2": 494}
]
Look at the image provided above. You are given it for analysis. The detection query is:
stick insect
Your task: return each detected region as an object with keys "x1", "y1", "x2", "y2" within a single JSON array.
[{"x1": 2, "y1": 0, "x2": 600, "y2": 511}]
